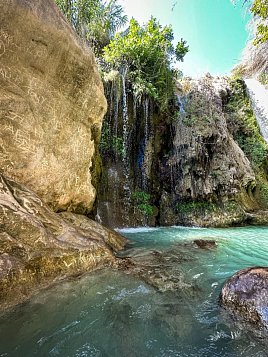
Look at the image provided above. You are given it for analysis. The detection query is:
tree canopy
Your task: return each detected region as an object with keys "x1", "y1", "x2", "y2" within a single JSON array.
[
  {"x1": 55, "y1": 0, "x2": 127, "y2": 52},
  {"x1": 55, "y1": 1, "x2": 189, "y2": 111},
  {"x1": 251, "y1": 0, "x2": 268, "y2": 44},
  {"x1": 103, "y1": 17, "x2": 189, "y2": 110}
]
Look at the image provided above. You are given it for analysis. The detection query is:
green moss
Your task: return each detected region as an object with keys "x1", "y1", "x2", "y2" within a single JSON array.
[
  {"x1": 176, "y1": 201, "x2": 216, "y2": 215},
  {"x1": 226, "y1": 78, "x2": 268, "y2": 173},
  {"x1": 256, "y1": 180, "x2": 268, "y2": 207},
  {"x1": 137, "y1": 203, "x2": 154, "y2": 216},
  {"x1": 131, "y1": 191, "x2": 154, "y2": 216},
  {"x1": 100, "y1": 122, "x2": 124, "y2": 159},
  {"x1": 131, "y1": 191, "x2": 151, "y2": 204}
]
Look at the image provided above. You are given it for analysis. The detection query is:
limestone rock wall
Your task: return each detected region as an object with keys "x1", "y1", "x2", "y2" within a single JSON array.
[
  {"x1": 165, "y1": 77, "x2": 254, "y2": 201},
  {"x1": 98, "y1": 75, "x2": 266, "y2": 228},
  {"x1": 0, "y1": 0, "x2": 107, "y2": 213}
]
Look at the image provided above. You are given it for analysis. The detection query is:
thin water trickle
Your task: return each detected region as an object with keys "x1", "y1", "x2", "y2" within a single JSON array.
[
  {"x1": 121, "y1": 67, "x2": 131, "y2": 220},
  {"x1": 1, "y1": 226, "x2": 268, "y2": 357},
  {"x1": 142, "y1": 97, "x2": 150, "y2": 191}
]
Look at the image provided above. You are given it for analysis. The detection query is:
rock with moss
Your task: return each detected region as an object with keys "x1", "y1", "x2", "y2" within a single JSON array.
[{"x1": 156, "y1": 76, "x2": 268, "y2": 227}]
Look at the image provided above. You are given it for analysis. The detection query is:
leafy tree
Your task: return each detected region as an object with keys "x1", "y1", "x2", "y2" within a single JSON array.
[
  {"x1": 55, "y1": 0, "x2": 127, "y2": 52},
  {"x1": 175, "y1": 38, "x2": 189, "y2": 61},
  {"x1": 103, "y1": 17, "x2": 189, "y2": 111},
  {"x1": 234, "y1": 0, "x2": 268, "y2": 43},
  {"x1": 251, "y1": 0, "x2": 268, "y2": 44}
]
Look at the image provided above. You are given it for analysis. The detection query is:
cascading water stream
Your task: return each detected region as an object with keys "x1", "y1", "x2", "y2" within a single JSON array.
[
  {"x1": 171, "y1": 94, "x2": 188, "y2": 190},
  {"x1": 113, "y1": 82, "x2": 119, "y2": 142},
  {"x1": 245, "y1": 78, "x2": 268, "y2": 144},
  {"x1": 142, "y1": 97, "x2": 150, "y2": 190},
  {"x1": 121, "y1": 66, "x2": 131, "y2": 218}
]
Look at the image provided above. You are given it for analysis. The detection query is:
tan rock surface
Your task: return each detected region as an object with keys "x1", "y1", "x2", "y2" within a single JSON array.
[
  {"x1": 0, "y1": 0, "x2": 107, "y2": 213},
  {"x1": 0, "y1": 173, "x2": 127, "y2": 310}
]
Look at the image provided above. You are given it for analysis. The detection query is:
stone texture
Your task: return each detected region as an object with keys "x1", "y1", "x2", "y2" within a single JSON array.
[
  {"x1": 158, "y1": 76, "x2": 258, "y2": 227},
  {"x1": 97, "y1": 74, "x2": 263, "y2": 228},
  {"x1": 220, "y1": 267, "x2": 268, "y2": 331},
  {"x1": 0, "y1": 0, "x2": 107, "y2": 213},
  {"x1": 193, "y1": 239, "x2": 216, "y2": 249},
  {"x1": 165, "y1": 77, "x2": 254, "y2": 202},
  {"x1": 0, "y1": 173, "x2": 127, "y2": 310}
]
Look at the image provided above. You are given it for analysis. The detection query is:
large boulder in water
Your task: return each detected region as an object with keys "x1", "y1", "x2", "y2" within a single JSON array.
[
  {"x1": 0, "y1": 173, "x2": 127, "y2": 310},
  {"x1": 0, "y1": 0, "x2": 106, "y2": 213},
  {"x1": 220, "y1": 267, "x2": 268, "y2": 330}
]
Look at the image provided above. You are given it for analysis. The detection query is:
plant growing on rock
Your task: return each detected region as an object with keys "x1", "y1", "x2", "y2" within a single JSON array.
[
  {"x1": 131, "y1": 191, "x2": 155, "y2": 216},
  {"x1": 176, "y1": 201, "x2": 216, "y2": 215},
  {"x1": 103, "y1": 17, "x2": 189, "y2": 111},
  {"x1": 225, "y1": 78, "x2": 268, "y2": 171}
]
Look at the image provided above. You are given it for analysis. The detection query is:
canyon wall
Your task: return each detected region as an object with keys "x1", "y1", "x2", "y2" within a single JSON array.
[
  {"x1": 98, "y1": 75, "x2": 268, "y2": 227},
  {"x1": 0, "y1": 0, "x2": 128, "y2": 310},
  {"x1": 0, "y1": 0, "x2": 107, "y2": 213}
]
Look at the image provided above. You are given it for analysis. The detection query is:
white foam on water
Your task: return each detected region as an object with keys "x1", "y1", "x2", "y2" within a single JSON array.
[{"x1": 116, "y1": 227, "x2": 160, "y2": 234}]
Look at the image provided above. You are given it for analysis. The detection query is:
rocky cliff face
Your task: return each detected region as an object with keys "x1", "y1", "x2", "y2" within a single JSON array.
[
  {"x1": 0, "y1": 0, "x2": 129, "y2": 310},
  {"x1": 157, "y1": 76, "x2": 259, "y2": 227},
  {"x1": 0, "y1": 0, "x2": 107, "y2": 213},
  {"x1": 98, "y1": 74, "x2": 268, "y2": 228}
]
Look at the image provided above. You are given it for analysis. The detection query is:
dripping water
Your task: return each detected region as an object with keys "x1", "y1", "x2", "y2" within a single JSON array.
[
  {"x1": 142, "y1": 97, "x2": 150, "y2": 191},
  {"x1": 121, "y1": 66, "x2": 131, "y2": 219},
  {"x1": 170, "y1": 94, "x2": 188, "y2": 191}
]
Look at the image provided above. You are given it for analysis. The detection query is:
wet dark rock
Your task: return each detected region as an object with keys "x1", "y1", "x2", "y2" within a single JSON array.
[
  {"x1": 193, "y1": 239, "x2": 217, "y2": 249},
  {"x1": 220, "y1": 267, "x2": 268, "y2": 330}
]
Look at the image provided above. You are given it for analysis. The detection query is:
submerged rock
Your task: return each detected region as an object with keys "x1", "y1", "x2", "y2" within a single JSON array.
[
  {"x1": 193, "y1": 239, "x2": 217, "y2": 249},
  {"x1": 0, "y1": 173, "x2": 127, "y2": 311},
  {"x1": 0, "y1": 0, "x2": 106, "y2": 213},
  {"x1": 220, "y1": 267, "x2": 268, "y2": 330},
  {"x1": 118, "y1": 247, "x2": 196, "y2": 293}
]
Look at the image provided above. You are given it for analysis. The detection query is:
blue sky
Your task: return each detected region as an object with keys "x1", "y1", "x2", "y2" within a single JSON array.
[{"x1": 117, "y1": 0, "x2": 252, "y2": 77}]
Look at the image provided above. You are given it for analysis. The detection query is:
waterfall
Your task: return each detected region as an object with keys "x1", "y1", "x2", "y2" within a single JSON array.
[
  {"x1": 171, "y1": 94, "x2": 189, "y2": 191},
  {"x1": 245, "y1": 78, "x2": 268, "y2": 144},
  {"x1": 144, "y1": 97, "x2": 149, "y2": 143},
  {"x1": 142, "y1": 97, "x2": 150, "y2": 190},
  {"x1": 121, "y1": 66, "x2": 131, "y2": 217}
]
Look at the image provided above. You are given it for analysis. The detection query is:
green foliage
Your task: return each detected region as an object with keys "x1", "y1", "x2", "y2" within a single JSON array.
[
  {"x1": 137, "y1": 203, "x2": 154, "y2": 216},
  {"x1": 226, "y1": 78, "x2": 268, "y2": 171},
  {"x1": 103, "y1": 17, "x2": 189, "y2": 111},
  {"x1": 100, "y1": 122, "x2": 124, "y2": 158},
  {"x1": 175, "y1": 39, "x2": 189, "y2": 61},
  {"x1": 176, "y1": 201, "x2": 216, "y2": 215},
  {"x1": 131, "y1": 191, "x2": 154, "y2": 216},
  {"x1": 258, "y1": 71, "x2": 268, "y2": 85},
  {"x1": 236, "y1": 135, "x2": 268, "y2": 169},
  {"x1": 251, "y1": 0, "x2": 268, "y2": 44},
  {"x1": 55, "y1": 0, "x2": 127, "y2": 53},
  {"x1": 237, "y1": 0, "x2": 268, "y2": 44},
  {"x1": 131, "y1": 191, "x2": 151, "y2": 204},
  {"x1": 258, "y1": 181, "x2": 268, "y2": 205}
]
